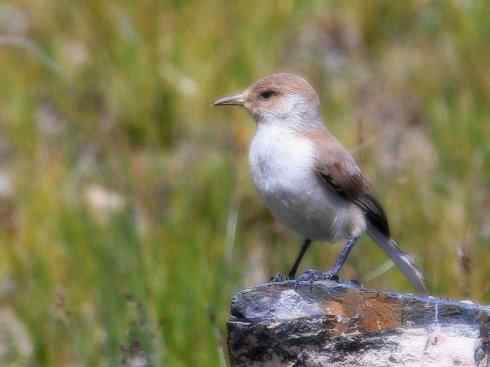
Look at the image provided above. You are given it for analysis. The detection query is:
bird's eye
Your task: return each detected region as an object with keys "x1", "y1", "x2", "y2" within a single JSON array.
[{"x1": 259, "y1": 90, "x2": 276, "y2": 100}]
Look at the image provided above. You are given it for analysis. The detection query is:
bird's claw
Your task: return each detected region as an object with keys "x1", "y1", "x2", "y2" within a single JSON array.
[
  {"x1": 269, "y1": 273, "x2": 289, "y2": 283},
  {"x1": 296, "y1": 269, "x2": 340, "y2": 282}
]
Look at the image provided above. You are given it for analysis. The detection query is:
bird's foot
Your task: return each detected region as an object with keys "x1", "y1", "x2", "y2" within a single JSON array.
[
  {"x1": 269, "y1": 273, "x2": 290, "y2": 283},
  {"x1": 296, "y1": 269, "x2": 363, "y2": 288},
  {"x1": 296, "y1": 269, "x2": 340, "y2": 283}
]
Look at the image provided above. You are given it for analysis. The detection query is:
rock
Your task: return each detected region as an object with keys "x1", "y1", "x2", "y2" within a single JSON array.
[{"x1": 228, "y1": 281, "x2": 490, "y2": 366}]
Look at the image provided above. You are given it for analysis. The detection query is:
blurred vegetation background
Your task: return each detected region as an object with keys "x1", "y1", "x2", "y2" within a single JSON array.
[{"x1": 0, "y1": 0, "x2": 489, "y2": 365}]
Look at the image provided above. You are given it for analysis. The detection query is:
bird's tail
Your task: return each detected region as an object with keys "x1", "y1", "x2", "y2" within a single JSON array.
[{"x1": 367, "y1": 225, "x2": 427, "y2": 293}]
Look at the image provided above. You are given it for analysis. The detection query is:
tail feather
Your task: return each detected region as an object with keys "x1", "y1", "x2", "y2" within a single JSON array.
[{"x1": 367, "y1": 226, "x2": 427, "y2": 293}]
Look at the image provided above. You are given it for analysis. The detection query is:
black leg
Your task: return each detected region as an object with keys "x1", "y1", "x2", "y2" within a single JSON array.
[
  {"x1": 328, "y1": 236, "x2": 360, "y2": 276},
  {"x1": 288, "y1": 239, "x2": 312, "y2": 279},
  {"x1": 297, "y1": 236, "x2": 360, "y2": 282}
]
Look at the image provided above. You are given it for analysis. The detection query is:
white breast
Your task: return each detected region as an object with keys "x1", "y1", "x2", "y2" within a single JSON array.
[
  {"x1": 249, "y1": 125, "x2": 361, "y2": 241},
  {"x1": 249, "y1": 125, "x2": 315, "y2": 194}
]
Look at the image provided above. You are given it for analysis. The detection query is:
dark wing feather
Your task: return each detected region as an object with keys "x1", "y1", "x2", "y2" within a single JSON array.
[
  {"x1": 353, "y1": 193, "x2": 390, "y2": 238},
  {"x1": 317, "y1": 169, "x2": 391, "y2": 238},
  {"x1": 310, "y1": 130, "x2": 390, "y2": 238}
]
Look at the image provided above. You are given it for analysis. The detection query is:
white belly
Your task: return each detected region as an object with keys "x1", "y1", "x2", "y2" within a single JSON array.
[{"x1": 249, "y1": 126, "x2": 364, "y2": 241}]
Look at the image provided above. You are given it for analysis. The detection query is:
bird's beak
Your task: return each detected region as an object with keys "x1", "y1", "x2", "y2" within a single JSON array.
[{"x1": 213, "y1": 92, "x2": 246, "y2": 106}]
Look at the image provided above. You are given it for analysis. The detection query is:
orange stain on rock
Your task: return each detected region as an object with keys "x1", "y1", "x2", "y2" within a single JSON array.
[{"x1": 322, "y1": 289, "x2": 402, "y2": 335}]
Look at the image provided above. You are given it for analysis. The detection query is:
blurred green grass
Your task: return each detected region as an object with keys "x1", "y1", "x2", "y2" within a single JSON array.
[{"x1": 0, "y1": 0, "x2": 489, "y2": 365}]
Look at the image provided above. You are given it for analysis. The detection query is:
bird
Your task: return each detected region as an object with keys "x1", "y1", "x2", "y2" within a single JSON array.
[{"x1": 214, "y1": 72, "x2": 426, "y2": 293}]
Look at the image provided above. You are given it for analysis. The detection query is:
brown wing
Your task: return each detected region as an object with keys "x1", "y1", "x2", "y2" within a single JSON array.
[{"x1": 308, "y1": 129, "x2": 391, "y2": 237}]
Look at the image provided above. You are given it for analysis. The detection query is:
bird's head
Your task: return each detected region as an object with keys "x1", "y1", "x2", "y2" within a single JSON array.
[{"x1": 214, "y1": 73, "x2": 322, "y2": 129}]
